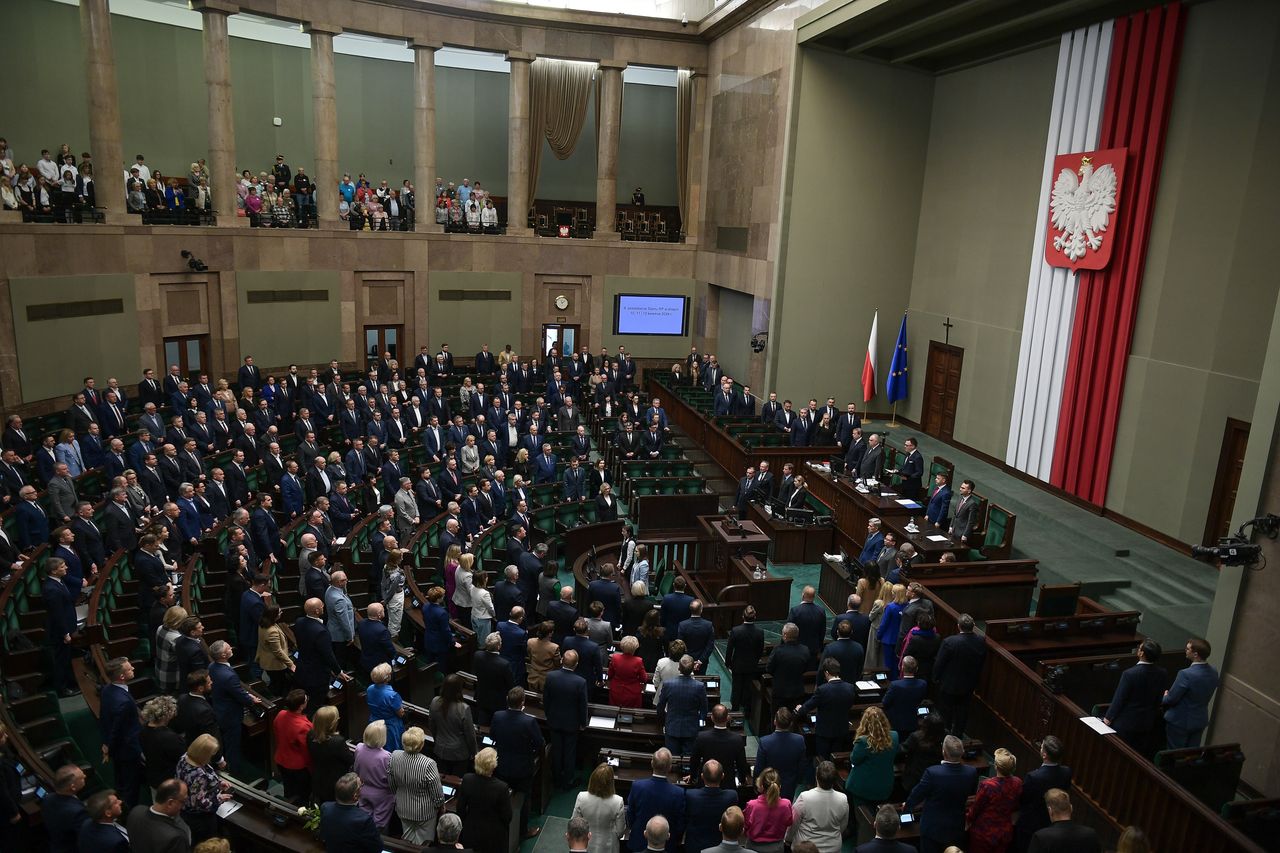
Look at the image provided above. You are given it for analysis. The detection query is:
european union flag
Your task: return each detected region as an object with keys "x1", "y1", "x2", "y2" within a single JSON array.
[{"x1": 886, "y1": 312, "x2": 909, "y2": 404}]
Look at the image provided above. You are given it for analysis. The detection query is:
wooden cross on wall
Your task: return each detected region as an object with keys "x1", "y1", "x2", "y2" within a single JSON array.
[{"x1": 943, "y1": 316, "x2": 954, "y2": 345}]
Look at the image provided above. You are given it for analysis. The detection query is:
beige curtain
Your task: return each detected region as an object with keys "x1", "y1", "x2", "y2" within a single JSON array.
[
  {"x1": 676, "y1": 68, "x2": 693, "y2": 228},
  {"x1": 527, "y1": 58, "x2": 598, "y2": 206}
]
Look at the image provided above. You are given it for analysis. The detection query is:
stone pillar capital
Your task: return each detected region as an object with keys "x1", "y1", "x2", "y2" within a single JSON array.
[
  {"x1": 411, "y1": 39, "x2": 443, "y2": 53},
  {"x1": 506, "y1": 51, "x2": 536, "y2": 64},
  {"x1": 191, "y1": 0, "x2": 239, "y2": 16},
  {"x1": 598, "y1": 59, "x2": 628, "y2": 72}
]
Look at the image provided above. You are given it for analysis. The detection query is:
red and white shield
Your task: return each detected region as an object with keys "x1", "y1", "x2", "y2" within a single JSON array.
[{"x1": 1045, "y1": 147, "x2": 1127, "y2": 271}]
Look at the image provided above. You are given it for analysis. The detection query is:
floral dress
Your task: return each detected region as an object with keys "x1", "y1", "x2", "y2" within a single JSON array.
[{"x1": 965, "y1": 774, "x2": 1023, "y2": 853}]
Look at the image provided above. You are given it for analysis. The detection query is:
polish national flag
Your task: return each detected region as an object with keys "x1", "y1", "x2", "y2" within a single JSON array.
[{"x1": 862, "y1": 311, "x2": 878, "y2": 403}]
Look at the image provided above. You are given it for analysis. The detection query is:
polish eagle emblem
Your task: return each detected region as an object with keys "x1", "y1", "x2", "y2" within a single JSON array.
[{"x1": 1045, "y1": 148, "x2": 1126, "y2": 271}]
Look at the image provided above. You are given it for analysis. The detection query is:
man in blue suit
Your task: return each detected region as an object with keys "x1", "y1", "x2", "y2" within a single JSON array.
[
  {"x1": 1102, "y1": 639, "x2": 1168, "y2": 753},
  {"x1": 925, "y1": 472, "x2": 952, "y2": 530},
  {"x1": 857, "y1": 804, "x2": 918, "y2": 853},
  {"x1": 497, "y1": 608, "x2": 529, "y2": 684},
  {"x1": 904, "y1": 735, "x2": 979, "y2": 853},
  {"x1": 802, "y1": 658, "x2": 859, "y2": 758},
  {"x1": 753, "y1": 708, "x2": 807, "y2": 800},
  {"x1": 356, "y1": 602, "x2": 397, "y2": 680},
  {"x1": 561, "y1": 618, "x2": 602, "y2": 690},
  {"x1": 251, "y1": 495, "x2": 282, "y2": 562},
  {"x1": 656, "y1": 656, "x2": 708, "y2": 756},
  {"x1": 825, "y1": 619, "x2": 868, "y2": 683},
  {"x1": 43, "y1": 558, "x2": 78, "y2": 696},
  {"x1": 99, "y1": 658, "x2": 144, "y2": 807},
  {"x1": 15, "y1": 485, "x2": 49, "y2": 550},
  {"x1": 858, "y1": 518, "x2": 885, "y2": 566},
  {"x1": 626, "y1": 748, "x2": 685, "y2": 851},
  {"x1": 544, "y1": 649, "x2": 589, "y2": 789},
  {"x1": 831, "y1": 593, "x2": 873, "y2": 646},
  {"x1": 882, "y1": 656, "x2": 929, "y2": 739},
  {"x1": 490, "y1": 687, "x2": 545, "y2": 840},
  {"x1": 660, "y1": 576, "x2": 695, "y2": 639},
  {"x1": 280, "y1": 461, "x2": 305, "y2": 517},
  {"x1": 239, "y1": 575, "x2": 270, "y2": 676},
  {"x1": 533, "y1": 443, "x2": 559, "y2": 485},
  {"x1": 319, "y1": 772, "x2": 382, "y2": 853},
  {"x1": 209, "y1": 639, "x2": 262, "y2": 775},
  {"x1": 42, "y1": 764, "x2": 90, "y2": 853},
  {"x1": 587, "y1": 564, "x2": 623, "y2": 625},
  {"x1": 677, "y1": 600, "x2": 717, "y2": 669},
  {"x1": 682, "y1": 760, "x2": 738, "y2": 853},
  {"x1": 76, "y1": 789, "x2": 130, "y2": 853},
  {"x1": 1162, "y1": 636, "x2": 1220, "y2": 749}
]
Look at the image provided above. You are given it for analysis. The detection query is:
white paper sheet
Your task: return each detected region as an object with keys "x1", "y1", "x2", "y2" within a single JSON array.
[
  {"x1": 926, "y1": 535, "x2": 950, "y2": 542},
  {"x1": 216, "y1": 800, "x2": 242, "y2": 819},
  {"x1": 856, "y1": 681, "x2": 879, "y2": 691},
  {"x1": 1080, "y1": 716, "x2": 1116, "y2": 735},
  {"x1": 589, "y1": 715, "x2": 617, "y2": 730}
]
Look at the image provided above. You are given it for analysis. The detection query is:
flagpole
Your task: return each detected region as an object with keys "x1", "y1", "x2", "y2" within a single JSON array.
[{"x1": 890, "y1": 401, "x2": 898, "y2": 427}]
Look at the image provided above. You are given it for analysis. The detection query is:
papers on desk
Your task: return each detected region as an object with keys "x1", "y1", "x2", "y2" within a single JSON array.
[
  {"x1": 216, "y1": 800, "x2": 243, "y2": 819},
  {"x1": 880, "y1": 490, "x2": 897, "y2": 497},
  {"x1": 334, "y1": 537, "x2": 347, "y2": 546},
  {"x1": 855, "y1": 680, "x2": 879, "y2": 691},
  {"x1": 589, "y1": 715, "x2": 617, "y2": 730},
  {"x1": 926, "y1": 535, "x2": 950, "y2": 543},
  {"x1": 895, "y1": 499, "x2": 922, "y2": 509},
  {"x1": 645, "y1": 683, "x2": 656, "y2": 694},
  {"x1": 823, "y1": 552, "x2": 845, "y2": 563},
  {"x1": 1080, "y1": 716, "x2": 1116, "y2": 735}
]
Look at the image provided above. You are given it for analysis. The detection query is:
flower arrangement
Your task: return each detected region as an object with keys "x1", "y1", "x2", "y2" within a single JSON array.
[{"x1": 298, "y1": 804, "x2": 321, "y2": 833}]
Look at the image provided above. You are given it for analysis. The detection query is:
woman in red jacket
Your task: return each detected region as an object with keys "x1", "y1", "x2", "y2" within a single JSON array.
[
  {"x1": 271, "y1": 689, "x2": 313, "y2": 804},
  {"x1": 607, "y1": 635, "x2": 648, "y2": 707}
]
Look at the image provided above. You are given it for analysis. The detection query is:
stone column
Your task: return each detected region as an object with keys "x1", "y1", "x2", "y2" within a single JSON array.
[
  {"x1": 194, "y1": 1, "x2": 243, "y2": 227},
  {"x1": 594, "y1": 60, "x2": 625, "y2": 239},
  {"x1": 306, "y1": 23, "x2": 341, "y2": 229},
  {"x1": 412, "y1": 41, "x2": 441, "y2": 233},
  {"x1": 506, "y1": 52, "x2": 535, "y2": 236},
  {"x1": 80, "y1": 0, "x2": 126, "y2": 223},
  {"x1": 684, "y1": 69, "x2": 709, "y2": 243}
]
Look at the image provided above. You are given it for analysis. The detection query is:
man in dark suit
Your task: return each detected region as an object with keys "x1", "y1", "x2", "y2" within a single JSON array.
[
  {"x1": 660, "y1": 576, "x2": 695, "y2": 639},
  {"x1": 77, "y1": 789, "x2": 131, "y2": 853},
  {"x1": 356, "y1": 602, "x2": 397, "y2": 680},
  {"x1": 237, "y1": 356, "x2": 260, "y2": 393},
  {"x1": 831, "y1": 594, "x2": 872, "y2": 646},
  {"x1": 174, "y1": 670, "x2": 220, "y2": 750},
  {"x1": 859, "y1": 432, "x2": 885, "y2": 480},
  {"x1": 767, "y1": 624, "x2": 812, "y2": 724},
  {"x1": 787, "y1": 586, "x2": 827, "y2": 664},
  {"x1": 893, "y1": 437, "x2": 925, "y2": 499},
  {"x1": 760, "y1": 392, "x2": 781, "y2": 426},
  {"x1": 682, "y1": 760, "x2": 739, "y2": 853},
  {"x1": 626, "y1": 749, "x2": 685, "y2": 851},
  {"x1": 43, "y1": 559, "x2": 78, "y2": 696},
  {"x1": 753, "y1": 708, "x2": 807, "y2": 801},
  {"x1": 677, "y1": 600, "x2": 717, "y2": 669},
  {"x1": 949, "y1": 479, "x2": 979, "y2": 542},
  {"x1": 856, "y1": 804, "x2": 917, "y2": 853},
  {"x1": 544, "y1": 649, "x2": 589, "y2": 789},
  {"x1": 490, "y1": 687, "x2": 545, "y2": 840},
  {"x1": 1014, "y1": 736, "x2": 1072, "y2": 852},
  {"x1": 824, "y1": 619, "x2": 867, "y2": 684},
  {"x1": 1027, "y1": 789, "x2": 1102, "y2": 853},
  {"x1": 903, "y1": 735, "x2": 979, "y2": 853},
  {"x1": 15, "y1": 485, "x2": 49, "y2": 550},
  {"x1": 561, "y1": 619, "x2": 603, "y2": 690},
  {"x1": 933, "y1": 612, "x2": 988, "y2": 737},
  {"x1": 1162, "y1": 636, "x2": 1220, "y2": 749},
  {"x1": 238, "y1": 575, "x2": 270, "y2": 673},
  {"x1": 474, "y1": 633, "x2": 515, "y2": 724},
  {"x1": 588, "y1": 563, "x2": 623, "y2": 625},
  {"x1": 882, "y1": 656, "x2": 929, "y2": 739},
  {"x1": 497, "y1": 609, "x2": 529, "y2": 684},
  {"x1": 713, "y1": 385, "x2": 736, "y2": 416},
  {"x1": 209, "y1": 640, "x2": 262, "y2": 775},
  {"x1": 493, "y1": 565, "x2": 525, "y2": 622},
  {"x1": 802, "y1": 659, "x2": 858, "y2": 758},
  {"x1": 656, "y1": 656, "x2": 708, "y2": 756},
  {"x1": 294, "y1": 598, "x2": 345, "y2": 716},
  {"x1": 724, "y1": 607, "x2": 765, "y2": 712},
  {"x1": 735, "y1": 465, "x2": 759, "y2": 517},
  {"x1": 99, "y1": 658, "x2": 144, "y2": 806},
  {"x1": 688, "y1": 704, "x2": 750, "y2": 788},
  {"x1": 43, "y1": 764, "x2": 91, "y2": 853},
  {"x1": 925, "y1": 472, "x2": 952, "y2": 529},
  {"x1": 319, "y1": 773, "x2": 382, "y2": 853}
]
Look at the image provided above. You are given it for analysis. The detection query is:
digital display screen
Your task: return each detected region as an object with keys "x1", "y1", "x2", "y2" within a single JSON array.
[{"x1": 614, "y1": 294, "x2": 689, "y2": 336}]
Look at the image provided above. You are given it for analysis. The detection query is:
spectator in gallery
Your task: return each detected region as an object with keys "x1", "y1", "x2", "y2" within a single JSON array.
[
  {"x1": 633, "y1": 187, "x2": 645, "y2": 206},
  {"x1": 339, "y1": 174, "x2": 356, "y2": 205},
  {"x1": 435, "y1": 195, "x2": 449, "y2": 224},
  {"x1": 244, "y1": 186, "x2": 263, "y2": 226},
  {"x1": 467, "y1": 201, "x2": 481, "y2": 229},
  {"x1": 481, "y1": 199, "x2": 500, "y2": 232}
]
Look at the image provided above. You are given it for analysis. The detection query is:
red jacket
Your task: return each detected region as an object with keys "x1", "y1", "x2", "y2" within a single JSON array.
[
  {"x1": 273, "y1": 709, "x2": 314, "y2": 770},
  {"x1": 607, "y1": 652, "x2": 648, "y2": 708}
]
